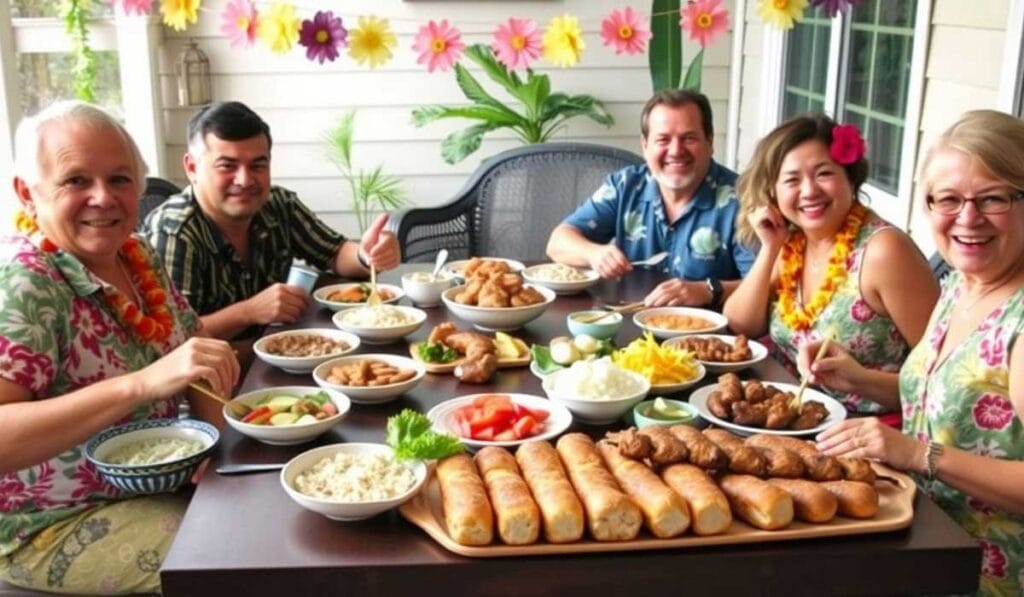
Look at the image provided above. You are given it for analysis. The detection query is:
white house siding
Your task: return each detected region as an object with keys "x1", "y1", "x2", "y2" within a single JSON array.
[
  {"x1": 907, "y1": 0, "x2": 1009, "y2": 254},
  {"x1": 156, "y1": 0, "x2": 737, "y2": 237},
  {"x1": 735, "y1": 0, "x2": 765, "y2": 168}
]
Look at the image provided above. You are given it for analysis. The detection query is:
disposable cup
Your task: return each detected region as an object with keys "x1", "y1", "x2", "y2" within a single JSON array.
[{"x1": 286, "y1": 264, "x2": 318, "y2": 294}]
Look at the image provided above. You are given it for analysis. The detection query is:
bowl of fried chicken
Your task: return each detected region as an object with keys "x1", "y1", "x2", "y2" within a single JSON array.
[{"x1": 440, "y1": 257, "x2": 555, "y2": 331}]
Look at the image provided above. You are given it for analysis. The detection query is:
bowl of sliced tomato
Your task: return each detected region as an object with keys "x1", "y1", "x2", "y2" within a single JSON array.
[{"x1": 426, "y1": 393, "x2": 572, "y2": 449}]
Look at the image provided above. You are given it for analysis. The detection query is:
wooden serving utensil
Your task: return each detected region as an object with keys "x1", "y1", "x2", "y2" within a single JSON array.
[
  {"x1": 605, "y1": 301, "x2": 646, "y2": 314},
  {"x1": 189, "y1": 381, "x2": 249, "y2": 418},
  {"x1": 792, "y1": 336, "x2": 832, "y2": 408},
  {"x1": 366, "y1": 263, "x2": 383, "y2": 306}
]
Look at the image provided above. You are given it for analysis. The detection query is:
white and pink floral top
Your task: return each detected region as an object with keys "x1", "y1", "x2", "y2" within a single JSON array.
[
  {"x1": 900, "y1": 270, "x2": 1024, "y2": 596},
  {"x1": 0, "y1": 234, "x2": 198, "y2": 556}
]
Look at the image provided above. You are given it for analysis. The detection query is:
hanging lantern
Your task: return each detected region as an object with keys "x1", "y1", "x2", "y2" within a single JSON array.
[{"x1": 176, "y1": 39, "x2": 211, "y2": 106}]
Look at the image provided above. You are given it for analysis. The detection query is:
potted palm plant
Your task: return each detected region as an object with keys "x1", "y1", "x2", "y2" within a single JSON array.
[{"x1": 412, "y1": 44, "x2": 614, "y2": 164}]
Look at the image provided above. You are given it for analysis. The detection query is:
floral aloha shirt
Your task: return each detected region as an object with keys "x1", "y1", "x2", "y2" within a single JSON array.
[
  {"x1": 562, "y1": 161, "x2": 755, "y2": 281},
  {"x1": 770, "y1": 216, "x2": 909, "y2": 414},
  {"x1": 900, "y1": 271, "x2": 1024, "y2": 596},
  {"x1": 0, "y1": 234, "x2": 198, "y2": 557}
]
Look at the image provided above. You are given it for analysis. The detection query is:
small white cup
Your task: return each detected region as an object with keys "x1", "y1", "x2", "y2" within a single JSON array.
[{"x1": 286, "y1": 264, "x2": 319, "y2": 294}]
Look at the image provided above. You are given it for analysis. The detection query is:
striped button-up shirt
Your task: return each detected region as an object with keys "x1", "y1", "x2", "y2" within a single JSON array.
[{"x1": 144, "y1": 186, "x2": 345, "y2": 331}]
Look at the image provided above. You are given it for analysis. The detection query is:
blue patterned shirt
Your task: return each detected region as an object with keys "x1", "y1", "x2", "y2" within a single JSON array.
[{"x1": 563, "y1": 161, "x2": 755, "y2": 280}]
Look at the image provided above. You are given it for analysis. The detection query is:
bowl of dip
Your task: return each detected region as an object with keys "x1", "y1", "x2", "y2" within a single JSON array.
[
  {"x1": 401, "y1": 271, "x2": 454, "y2": 308},
  {"x1": 85, "y1": 418, "x2": 219, "y2": 495},
  {"x1": 633, "y1": 398, "x2": 705, "y2": 429},
  {"x1": 280, "y1": 443, "x2": 427, "y2": 521},
  {"x1": 522, "y1": 263, "x2": 600, "y2": 295},
  {"x1": 541, "y1": 357, "x2": 650, "y2": 425},
  {"x1": 566, "y1": 310, "x2": 624, "y2": 340},
  {"x1": 332, "y1": 305, "x2": 427, "y2": 344}
]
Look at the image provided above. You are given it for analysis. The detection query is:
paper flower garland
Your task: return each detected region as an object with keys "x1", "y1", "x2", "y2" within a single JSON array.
[
  {"x1": 600, "y1": 7, "x2": 651, "y2": 55},
  {"x1": 348, "y1": 16, "x2": 397, "y2": 69},
  {"x1": 758, "y1": 0, "x2": 809, "y2": 30},
  {"x1": 300, "y1": 10, "x2": 347, "y2": 64},
  {"x1": 681, "y1": 0, "x2": 730, "y2": 47},
  {"x1": 492, "y1": 18, "x2": 542, "y2": 71},
  {"x1": 161, "y1": 0, "x2": 200, "y2": 31},
  {"x1": 543, "y1": 14, "x2": 584, "y2": 68},
  {"x1": 114, "y1": 0, "x2": 152, "y2": 16},
  {"x1": 220, "y1": 0, "x2": 258, "y2": 49},
  {"x1": 258, "y1": 2, "x2": 301, "y2": 54},
  {"x1": 413, "y1": 20, "x2": 465, "y2": 73}
]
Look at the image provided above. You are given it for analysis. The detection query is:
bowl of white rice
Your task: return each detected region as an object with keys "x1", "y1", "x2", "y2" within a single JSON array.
[
  {"x1": 332, "y1": 305, "x2": 427, "y2": 344},
  {"x1": 541, "y1": 357, "x2": 650, "y2": 425},
  {"x1": 280, "y1": 443, "x2": 427, "y2": 521},
  {"x1": 522, "y1": 263, "x2": 600, "y2": 295}
]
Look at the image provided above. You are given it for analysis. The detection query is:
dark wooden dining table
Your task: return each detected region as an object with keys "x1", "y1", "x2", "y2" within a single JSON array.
[{"x1": 160, "y1": 265, "x2": 980, "y2": 596}]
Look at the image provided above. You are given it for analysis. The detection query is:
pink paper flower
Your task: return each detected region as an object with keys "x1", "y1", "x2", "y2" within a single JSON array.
[
  {"x1": 600, "y1": 7, "x2": 652, "y2": 55},
  {"x1": 413, "y1": 20, "x2": 465, "y2": 73},
  {"x1": 111, "y1": 0, "x2": 153, "y2": 16},
  {"x1": 680, "y1": 0, "x2": 730, "y2": 48},
  {"x1": 972, "y1": 394, "x2": 1014, "y2": 430},
  {"x1": 299, "y1": 11, "x2": 346, "y2": 64},
  {"x1": 810, "y1": 0, "x2": 862, "y2": 18},
  {"x1": 220, "y1": 0, "x2": 258, "y2": 49},
  {"x1": 492, "y1": 17, "x2": 542, "y2": 71},
  {"x1": 830, "y1": 124, "x2": 866, "y2": 165}
]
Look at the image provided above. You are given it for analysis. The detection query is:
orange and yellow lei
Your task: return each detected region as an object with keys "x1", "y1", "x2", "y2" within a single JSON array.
[
  {"x1": 14, "y1": 209, "x2": 174, "y2": 342},
  {"x1": 776, "y1": 203, "x2": 868, "y2": 331}
]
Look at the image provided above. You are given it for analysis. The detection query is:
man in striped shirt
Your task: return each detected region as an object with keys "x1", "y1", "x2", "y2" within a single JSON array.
[{"x1": 144, "y1": 101, "x2": 399, "y2": 340}]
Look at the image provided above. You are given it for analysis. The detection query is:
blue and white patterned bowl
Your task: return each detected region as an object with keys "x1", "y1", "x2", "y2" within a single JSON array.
[{"x1": 85, "y1": 418, "x2": 219, "y2": 495}]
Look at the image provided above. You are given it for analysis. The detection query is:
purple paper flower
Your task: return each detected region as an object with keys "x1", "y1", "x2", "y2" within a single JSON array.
[
  {"x1": 299, "y1": 10, "x2": 346, "y2": 64},
  {"x1": 810, "y1": 0, "x2": 861, "y2": 18}
]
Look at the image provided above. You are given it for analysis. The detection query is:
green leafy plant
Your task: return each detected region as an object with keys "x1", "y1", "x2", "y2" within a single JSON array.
[
  {"x1": 61, "y1": 0, "x2": 97, "y2": 102},
  {"x1": 323, "y1": 111, "x2": 407, "y2": 235},
  {"x1": 649, "y1": 0, "x2": 705, "y2": 92},
  {"x1": 412, "y1": 44, "x2": 615, "y2": 164}
]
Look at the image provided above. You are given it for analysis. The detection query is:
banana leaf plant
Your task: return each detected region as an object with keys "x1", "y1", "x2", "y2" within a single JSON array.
[
  {"x1": 649, "y1": 0, "x2": 704, "y2": 92},
  {"x1": 412, "y1": 44, "x2": 614, "y2": 164}
]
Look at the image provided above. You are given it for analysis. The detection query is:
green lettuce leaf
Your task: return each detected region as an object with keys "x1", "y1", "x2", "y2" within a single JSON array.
[{"x1": 386, "y1": 409, "x2": 464, "y2": 461}]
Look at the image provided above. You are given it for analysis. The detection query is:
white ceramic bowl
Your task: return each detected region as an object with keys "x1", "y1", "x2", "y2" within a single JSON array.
[
  {"x1": 400, "y1": 271, "x2": 455, "y2": 308},
  {"x1": 426, "y1": 393, "x2": 573, "y2": 449},
  {"x1": 313, "y1": 283, "x2": 404, "y2": 312},
  {"x1": 688, "y1": 382, "x2": 847, "y2": 437},
  {"x1": 522, "y1": 264, "x2": 600, "y2": 295},
  {"x1": 541, "y1": 366, "x2": 650, "y2": 425},
  {"x1": 253, "y1": 328, "x2": 361, "y2": 374},
  {"x1": 280, "y1": 443, "x2": 427, "y2": 521},
  {"x1": 313, "y1": 354, "x2": 427, "y2": 404},
  {"x1": 223, "y1": 386, "x2": 351, "y2": 446},
  {"x1": 442, "y1": 257, "x2": 525, "y2": 281},
  {"x1": 633, "y1": 307, "x2": 729, "y2": 340},
  {"x1": 332, "y1": 305, "x2": 427, "y2": 344},
  {"x1": 663, "y1": 334, "x2": 769, "y2": 373},
  {"x1": 441, "y1": 284, "x2": 555, "y2": 331}
]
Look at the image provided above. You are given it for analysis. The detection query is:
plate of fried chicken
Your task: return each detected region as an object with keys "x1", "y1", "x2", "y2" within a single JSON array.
[{"x1": 688, "y1": 374, "x2": 846, "y2": 437}]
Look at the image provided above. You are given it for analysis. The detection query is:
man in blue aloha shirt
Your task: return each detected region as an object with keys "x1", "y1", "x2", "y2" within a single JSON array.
[{"x1": 547, "y1": 89, "x2": 755, "y2": 308}]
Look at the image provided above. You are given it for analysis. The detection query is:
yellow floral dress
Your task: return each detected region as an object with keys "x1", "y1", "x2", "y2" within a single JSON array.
[{"x1": 900, "y1": 271, "x2": 1024, "y2": 596}]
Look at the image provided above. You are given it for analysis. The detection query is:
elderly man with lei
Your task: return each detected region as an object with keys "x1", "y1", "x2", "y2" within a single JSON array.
[
  {"x1": 723, "y1": 114, "x2": 938, "y2": 420},
  {"x1": 0, "y1": 101, "x2": 239, "y2": 595},
  {"x1": 816, "y1": 110, "x2": 1024, "y2": 596}
]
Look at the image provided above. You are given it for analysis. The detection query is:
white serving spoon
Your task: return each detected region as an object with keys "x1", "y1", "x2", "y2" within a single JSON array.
[
  {"x1": 631, "y1": 251, "x2": 669, "y2": 267},
  {"x1": 431, "y1": 249, "x2": 449, "y2": 278}
]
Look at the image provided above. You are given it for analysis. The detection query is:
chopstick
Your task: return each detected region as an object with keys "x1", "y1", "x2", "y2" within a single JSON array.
[
  {"x1": 189, "y1": 381, "x2": 249, "y2": 417},
  {"x1": 604, "y1": 301, "x2": 646, "y2": 314},
  {"x1": 792, "y1": 336, "x2": 832, "y2": 408}
]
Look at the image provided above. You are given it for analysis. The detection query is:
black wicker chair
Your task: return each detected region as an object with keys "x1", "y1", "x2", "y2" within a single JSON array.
[
  {"x1": 137, "y1": 176, "x2": 182, "y2": 230},
  {"x1": 392, "y1": 142, "x2": 644, "y2": 263}
]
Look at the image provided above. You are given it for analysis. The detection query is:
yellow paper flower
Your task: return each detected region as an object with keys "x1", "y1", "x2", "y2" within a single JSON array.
[
  {"x1": 258, "y1": 2, "x2": 301, "y2": 54},
  {"x1": 543, "y1": 14, "x2": 585, "y2": 68},
  {"x1": 160, "y1": 0, "x2": 200, "y2": 31},
  {"x1": 348, "y1": 16, "x2": 397, "y2": 69},
  {"x1": 758, "y1": 0, "x2": 808, "y2": 30}
]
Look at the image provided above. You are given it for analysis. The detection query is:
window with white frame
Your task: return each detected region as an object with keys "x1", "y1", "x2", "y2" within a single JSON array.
[{"x1": 778, "y1": 0, "x2": 926, "y2": 214}]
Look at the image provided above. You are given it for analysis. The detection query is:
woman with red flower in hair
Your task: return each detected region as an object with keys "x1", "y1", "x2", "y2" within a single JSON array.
[
  {"x1": 725, "y1": 113, "x2": 938, "y2": 419},
  {"x1": 818, "y1": 110, "x2": 1024, "y2": 596},
  {"x1": 0, "y1": 101, "x2": 239, "y2": 594}
]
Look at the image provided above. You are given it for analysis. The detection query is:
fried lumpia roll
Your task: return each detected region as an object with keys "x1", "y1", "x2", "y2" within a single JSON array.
[
  {"x1": 838, "y1": 457, "x2": 877, "y2": 484},
  {"x1": 719, "y1": 474, "x2": 794, "y2": 531},
  {"x1": 767, "y1": 478, "x2": 838, "y2": 523},
  {"x1": 637, "y1": 426, "x2": 690, "y2": 465},
  {"x1": 745, "y1": 434, "x2": 843, "y2": 481},
  {"x1": 819, "y1": 480, "x2": 879, "y2": 519},
  {"x1": 752, "y1": 446, "x2": 805, "y2": 478},
  {"x1": 702, "y1": 428, "x2": 768, "y2": 476},
  {"x1": 661, "y1": 463, "x2": 732, "y2": 535},
  {"x1": 597, "y1": 440, "x2": 690, "y2": 538},
  {"x1": 474, "y1": 446, "x2": 540, "y2": 545},
  {"x1": 516, "y1": 441, "x2": 585, "y2": 543},
  {"x1": 436, "y1": 454, "x2": 493, "y2": 546},
  {"x1": 556, "y1": 433, "x2": 641, "y2": 541},
  {"x1": 668, "y1": 425, "x2": 728, "y2": 470}
]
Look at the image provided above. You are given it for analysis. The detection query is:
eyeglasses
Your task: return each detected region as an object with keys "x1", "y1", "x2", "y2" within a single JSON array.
[{"x1": 925, "y1": 190, "x2": 1024, "y2": 215}]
